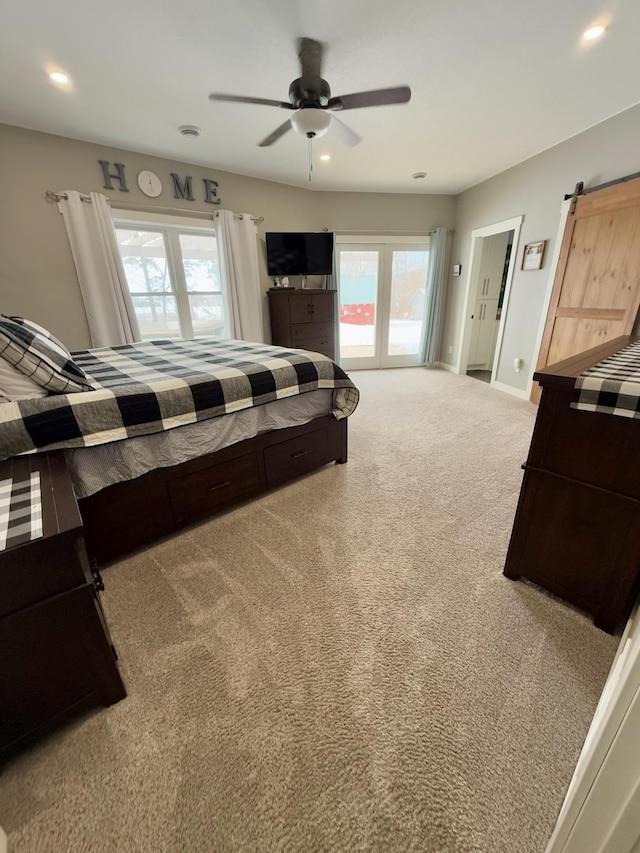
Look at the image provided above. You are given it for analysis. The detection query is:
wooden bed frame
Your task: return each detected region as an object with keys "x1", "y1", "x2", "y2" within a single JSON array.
[{"x1": 79, "y1": 414, "x2": 348, "y2": 566}]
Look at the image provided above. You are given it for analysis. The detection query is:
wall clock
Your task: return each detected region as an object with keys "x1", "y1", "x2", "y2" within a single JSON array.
[{"x1": 137, "y1": 170, "x2": 162, "y2": 198}]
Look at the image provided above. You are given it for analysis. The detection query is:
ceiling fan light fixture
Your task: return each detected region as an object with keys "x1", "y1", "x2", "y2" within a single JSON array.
[{"x1": 290, "y1": 108, "x2": 331, "y2": 139}]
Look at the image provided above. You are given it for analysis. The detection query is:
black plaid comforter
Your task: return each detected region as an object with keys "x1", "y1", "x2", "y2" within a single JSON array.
[{"x1": 0, "y1": 338, "x2": 360, "y2": 460}]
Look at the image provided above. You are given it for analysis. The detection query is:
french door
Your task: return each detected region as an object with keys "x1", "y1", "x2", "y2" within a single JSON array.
[{"x1": 337, "y1": 238, "x2": 431, "y2": 369}]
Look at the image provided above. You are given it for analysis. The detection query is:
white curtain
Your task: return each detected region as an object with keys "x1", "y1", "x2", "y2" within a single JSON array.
[
  {"x1": 59, "y1": 191, "x2": 140, "y2": 347},
  {"x1": 420, "y1": 227, "x2": 448, "y2": 365},
  {"x1": 215, "y1": 210, "x2": 264, "y2": 342}
]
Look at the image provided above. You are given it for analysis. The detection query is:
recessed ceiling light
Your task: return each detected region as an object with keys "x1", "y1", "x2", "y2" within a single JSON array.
[
  {"x1": 583, "y1": 25, "x2": 606, "y2": 40},
  {"x1": 49, "y1": 71, "x2": 69, "y2": 84},
  {"x1": 320, "y1": 154, "x2": 331, "y2": 161},
  {"x1": 412, "y1": 172, "x2": 427, "y2": 180}
]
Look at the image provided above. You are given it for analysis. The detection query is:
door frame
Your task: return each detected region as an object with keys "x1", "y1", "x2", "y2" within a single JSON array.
[
  {"x1": 456, "y1": 216, "x2": 523, "y2": 386},
  {"x1": 336, "y1": 234, "x2": 431, "y2": 370}
]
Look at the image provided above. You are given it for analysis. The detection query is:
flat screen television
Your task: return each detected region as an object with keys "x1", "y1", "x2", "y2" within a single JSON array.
[{"x1": 266, "y1": 232, "x2": 334, "y2": 276}]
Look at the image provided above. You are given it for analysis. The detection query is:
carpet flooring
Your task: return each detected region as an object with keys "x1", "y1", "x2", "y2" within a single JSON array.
[{"x1": 0, "y1": 368, "x2": 618, "y2": 852}]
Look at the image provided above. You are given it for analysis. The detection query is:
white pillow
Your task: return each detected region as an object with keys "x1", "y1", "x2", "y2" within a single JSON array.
[{"x1": 0, "y1": 356, "x2": 48, "y2": 400}]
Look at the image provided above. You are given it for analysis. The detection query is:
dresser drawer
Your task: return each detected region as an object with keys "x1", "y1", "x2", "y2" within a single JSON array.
[
  {"x1": 291, "y1": 322, "x2": 333, "y2": 342},
  {"x1": 303, "y1": 338, "x2": 335, "y2": 359},
  {"x1": 169, "y1": 452, "x2": 261, "y2": 523},
  {"x1": 264, "y1": 427, "x2": 329, "y2": 486}
]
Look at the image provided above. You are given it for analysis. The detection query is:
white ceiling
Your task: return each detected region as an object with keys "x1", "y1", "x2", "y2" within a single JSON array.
[{"x1": 1, "y1": 0, "x2": 639, "y2": 194}]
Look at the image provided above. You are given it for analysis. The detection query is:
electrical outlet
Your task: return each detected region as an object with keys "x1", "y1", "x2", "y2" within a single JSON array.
[{"x1": 448, "y1": 345, "x2": 453, "y2": 354}]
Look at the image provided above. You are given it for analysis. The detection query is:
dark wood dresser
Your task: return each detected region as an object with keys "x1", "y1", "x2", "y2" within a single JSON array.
[
  {"x1": 0, "y1": 452, "x2": 126, "y2": 761},
  {"x1": 268, "y1": 288, "x2": 337, "y2": 359},
  {"x1": 504, "y1": 336, "x2": 640, "y2": 634}
]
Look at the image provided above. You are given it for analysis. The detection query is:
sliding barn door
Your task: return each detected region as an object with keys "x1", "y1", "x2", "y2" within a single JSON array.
[{"x1": 533, "y1": 178, "x2": 640, "y2": 402}]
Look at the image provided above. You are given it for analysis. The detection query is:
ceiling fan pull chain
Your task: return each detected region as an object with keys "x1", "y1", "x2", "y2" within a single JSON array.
[{"x1": 308, "y1": 137, "x2": 313, "y2": 182}]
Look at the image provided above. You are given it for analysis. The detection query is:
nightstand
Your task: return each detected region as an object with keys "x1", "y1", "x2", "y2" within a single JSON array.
[{"x1": 0, "y1": 452, "x2": 126, "y2": 761}]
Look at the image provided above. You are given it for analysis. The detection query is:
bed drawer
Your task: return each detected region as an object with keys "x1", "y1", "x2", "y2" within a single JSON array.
[
  {"x1": 168, "y1": 452, "x2": 261, "y2": 524},
  {"x1": 264, "y1": 426, "x2": 329, "y2": 486}
]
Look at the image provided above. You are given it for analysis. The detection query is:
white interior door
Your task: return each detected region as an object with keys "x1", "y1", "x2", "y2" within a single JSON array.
[{"x1": 337, "y1": 238, "x2": 430, "y2": 370}]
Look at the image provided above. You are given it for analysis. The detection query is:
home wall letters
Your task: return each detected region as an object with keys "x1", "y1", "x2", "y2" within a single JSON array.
[{"x1": 99, "y1": 160, "x2": 221, "y2": 204}]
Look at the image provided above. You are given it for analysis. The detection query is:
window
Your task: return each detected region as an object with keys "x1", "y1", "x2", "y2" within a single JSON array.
[{"x1": 115, "y1": 221, "x2": 227, "y2": 340}]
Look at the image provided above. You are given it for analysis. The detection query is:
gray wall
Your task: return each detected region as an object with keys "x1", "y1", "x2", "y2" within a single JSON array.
[
  {"x1": 0, "y1": 124, "x2": 316, "y2": 348},
  {"x1": 313, "y1": 191, "x2": 455, "y2": 235},
  {"x1": 441, "y1": 104, "x2": 640, "y2": 393},
  {"x1": 10, "y1": 101, "x2": 634, "y2": 386},
  {"x1": 0, "y1": 124, "x2": 454, "y2": 350}
]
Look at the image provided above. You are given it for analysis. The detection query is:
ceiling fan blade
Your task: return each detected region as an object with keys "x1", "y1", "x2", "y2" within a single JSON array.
[
  {"x1": 331, "y1": 115, "x2": 362, "y2": 147},
  {"x1": 298, "y1": 37, "x2": 324, "y2": 78},
  {"x1": 327, "y1": 86, "x2": 411, "y2": 111},
  {"x1": 209, "y1": 93, "x2": 293, "y2": 109},
  {"x1": 258, "y1": 119, "x2": 293, "y2": 147}
]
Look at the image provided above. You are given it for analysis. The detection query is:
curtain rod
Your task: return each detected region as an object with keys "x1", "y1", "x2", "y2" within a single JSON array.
[
  {"x1": 324, "y1": 227, "x2": 454, "y2": 235},
  {"x1": 44, "y1": 190, "x2": 264, "y2": 223}
]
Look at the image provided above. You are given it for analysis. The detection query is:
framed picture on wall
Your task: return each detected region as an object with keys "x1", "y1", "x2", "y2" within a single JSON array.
[{"x1": 521, "y1": 240, "x2": 547, "y2": 271}]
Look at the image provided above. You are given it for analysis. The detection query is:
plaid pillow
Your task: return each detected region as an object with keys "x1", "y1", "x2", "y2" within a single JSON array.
[
  {"x1": 3, "y1": 315, "x2": 58, "y2": 342},
  {"x1": 0, "y1": 316, "x2": 94, "y2": 394}
]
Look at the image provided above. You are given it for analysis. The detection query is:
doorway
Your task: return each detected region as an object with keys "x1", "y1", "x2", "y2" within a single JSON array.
[
  {"x1": 457, "y1": 216, "x2": 523, "y2": 388},
  {"x1": 336, "y1": 237, "x2": 431, "y2": 369},
  {"x1": 466, "y1": 231, "x2": 513, "y2": 382}
]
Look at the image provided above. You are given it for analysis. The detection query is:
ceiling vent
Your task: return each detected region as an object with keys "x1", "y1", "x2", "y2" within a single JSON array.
[{"x1": 178, "y1": 125, "x2": 201, "y2": 138}]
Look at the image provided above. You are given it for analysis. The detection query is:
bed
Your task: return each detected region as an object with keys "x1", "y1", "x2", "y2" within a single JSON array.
[{"x1": 0, "y1": 333, "x2": 359, "y2": 565}]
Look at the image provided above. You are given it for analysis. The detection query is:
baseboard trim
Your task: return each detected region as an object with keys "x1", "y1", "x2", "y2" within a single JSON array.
[
  {"x1": 491, "y1": 380, "x2": 531, "y2": 401},
  {"x1": 434, "y1": 361, "x2": 457, "y2": 373}
]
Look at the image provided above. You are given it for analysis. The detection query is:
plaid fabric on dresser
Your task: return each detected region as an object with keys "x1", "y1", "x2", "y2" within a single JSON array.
[
  {"x1": 0, "y1": 338, "x2": 359, "y2": 459},
  {"x1": 572, "y1": 339, "x2": 640, "y2": 419},
  {"x1": 0, "y1": 471, "x2": 43, "y2": 550}
]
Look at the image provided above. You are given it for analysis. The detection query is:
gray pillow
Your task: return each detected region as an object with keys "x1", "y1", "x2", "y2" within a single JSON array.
[{"x1": 0, "y1": 316, "x2": 94, "y2": 394}]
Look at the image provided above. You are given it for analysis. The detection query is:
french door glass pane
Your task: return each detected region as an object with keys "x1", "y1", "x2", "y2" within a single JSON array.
[
  {"x1": 116, "y1": 230, "x2": 172, "y2": 293},
  {"x1": 188, "y1": 294, "x2": 227, "y2": 337},
  {"x1": 131, "y1": 295, "x2": 180, "y2": 339},
  {"x1": 387, "y1": 250, "x2": 430, "y2": 356},
  {"x1": 339, "y1": 251, "x2": 378, "y2": 361},
  {"x1": 179, "y1": 233, "x2": 222, "y2": 293}
]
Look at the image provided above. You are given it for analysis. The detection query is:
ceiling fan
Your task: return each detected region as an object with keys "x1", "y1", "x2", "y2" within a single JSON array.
[{"x1": 209, "y1": 37, "x2": 411, "y2": 148}]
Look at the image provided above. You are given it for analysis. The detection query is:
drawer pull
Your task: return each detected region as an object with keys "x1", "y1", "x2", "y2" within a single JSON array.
[
  {"x1": 208, "y1": 480, "x2": 231, "y2": 491},
  {"x1": 290, "y1": 449, "x2": 308, "y2": 459}
]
